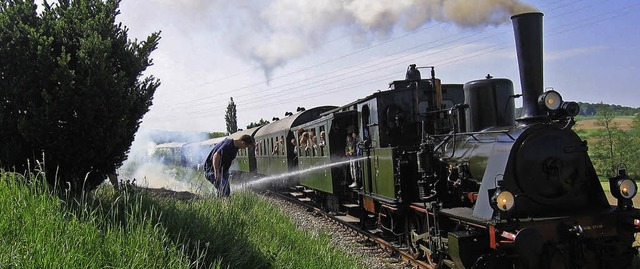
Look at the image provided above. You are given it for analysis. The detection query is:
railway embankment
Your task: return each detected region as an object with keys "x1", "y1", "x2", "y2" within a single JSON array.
[{"x1": 0, "y1": 171, "x2": 368, "y2": 268}]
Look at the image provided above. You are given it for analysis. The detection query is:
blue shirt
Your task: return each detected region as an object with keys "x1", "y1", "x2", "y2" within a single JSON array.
[{"x1": 204, "y1": 138, "x2": 239, "y2": 172}]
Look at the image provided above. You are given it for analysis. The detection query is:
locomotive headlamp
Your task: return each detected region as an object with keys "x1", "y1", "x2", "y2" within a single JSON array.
[
  {"x1": 609, "y1": 164, "x2": 637, "y2": 210},
  {"x1": 489, "y1": 181, "x2": 516, "y2": 214},
  {"x1": 561, "y1": 101, "x2": 580, "y2": 117},
  {"x1": 538, "y1": 90, "x2": 563, "y2": 112},
  {"x1": 492, "y1": 190, "x2": 515, "y2": 212},
  {"x1": 618, "y1": 179, "x2": 637, "y2": 199}
]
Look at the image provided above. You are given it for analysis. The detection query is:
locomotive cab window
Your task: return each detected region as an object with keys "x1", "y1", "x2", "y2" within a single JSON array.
[
  {"x1": 418, "y1": 101, "x2": 429, "y2": 114},
  {"x1": 442, "y1": 100, "x2": 454, "y2": 109}
]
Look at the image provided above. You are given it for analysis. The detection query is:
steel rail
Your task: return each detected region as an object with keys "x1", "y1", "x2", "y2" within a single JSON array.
[{"x1": 266, "y1": 190, "x2": 434, "y2": 269}]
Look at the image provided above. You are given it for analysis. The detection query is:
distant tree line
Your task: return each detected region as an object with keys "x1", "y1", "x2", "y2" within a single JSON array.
[
  {"x1": 247, "y1": 119, "x2": 270, "y2": 129},
  {"x1": 576, "y1": 102, "x2": 640, "y2": 117},
  {"x1": 208, "y1": 132, "x2": 227, "y2": 139},
  {"x1": 516, "y1": 102, "x2": 640, "y2": 118}
]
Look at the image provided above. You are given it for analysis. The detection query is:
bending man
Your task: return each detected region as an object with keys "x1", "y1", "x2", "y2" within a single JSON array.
[{"x1": 204, "y1": 134, "x2": 254, "y2": 198}]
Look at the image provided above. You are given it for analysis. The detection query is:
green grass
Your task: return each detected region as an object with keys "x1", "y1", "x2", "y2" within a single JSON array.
[
  {"x1": 0, "y1": 171, "x2": 363, "y2": 268},
  {"x1": 573, "y1": 128, "x2": 598, "y2": 140},
  {"x1": 0, "y1": 172, "x2": 193, "y2": 268}
]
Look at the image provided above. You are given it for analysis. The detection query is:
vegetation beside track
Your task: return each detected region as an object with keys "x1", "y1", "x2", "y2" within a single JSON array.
[{"x1": 0, "y1": 171, "x2": 363, "y2": 269}]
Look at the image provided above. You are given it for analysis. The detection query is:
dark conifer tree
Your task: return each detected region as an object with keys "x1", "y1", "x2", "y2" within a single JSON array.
[
  {"x1": 0, "y1": 0, "x2": 160, "y2": 192},
  {"x1": 225, "y1": 97, "x2": 238, "y2": 134}
]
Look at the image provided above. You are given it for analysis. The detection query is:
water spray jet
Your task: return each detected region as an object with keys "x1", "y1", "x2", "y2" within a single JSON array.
[{"x1": 232, "y1": 156, "x2": 369, "y2": 191}]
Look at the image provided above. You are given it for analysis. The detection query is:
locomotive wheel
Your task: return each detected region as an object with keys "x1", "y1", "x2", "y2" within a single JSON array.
[{"x1": 404, "y1": 212, "x2": 431, "y2": 263}]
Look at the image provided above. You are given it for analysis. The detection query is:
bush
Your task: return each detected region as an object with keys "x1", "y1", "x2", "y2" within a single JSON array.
[{"x1": 0, "y1": 0, "x2": 160, "y2": 192}]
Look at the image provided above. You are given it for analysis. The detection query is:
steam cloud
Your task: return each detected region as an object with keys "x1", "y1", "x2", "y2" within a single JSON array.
[
  {"x1": 167, "y1": 0, "x2": 537, "y2": 80},
  {"x1": 118, "y1": 128, "x2": 213, "y2": 195}
]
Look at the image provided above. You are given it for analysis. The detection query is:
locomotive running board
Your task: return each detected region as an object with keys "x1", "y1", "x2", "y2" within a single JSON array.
[
  {"x1": 335, "y1": 215, "x2": 360, "y2": 223},
  {"x1": 440, "y1": 207, "x2": 490, "y2": 228}
]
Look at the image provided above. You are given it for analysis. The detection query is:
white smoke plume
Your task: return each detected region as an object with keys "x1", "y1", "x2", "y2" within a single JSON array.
[
  {"x1": 117, "y1": 128, "x2": 213, "y2": 195},
  {"x1": 171, "y1": 0, "x2": 537, "y2": 80}
]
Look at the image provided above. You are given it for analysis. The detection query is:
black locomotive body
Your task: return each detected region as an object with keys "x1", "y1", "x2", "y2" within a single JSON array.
[{"x1": 224, "y1": 12, "x2": 640, "y2": 268}]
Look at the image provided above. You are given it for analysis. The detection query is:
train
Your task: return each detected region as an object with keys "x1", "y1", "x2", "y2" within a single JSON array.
[{"x1": 203, "y1": 12, "x2": 639, "y2": 268}]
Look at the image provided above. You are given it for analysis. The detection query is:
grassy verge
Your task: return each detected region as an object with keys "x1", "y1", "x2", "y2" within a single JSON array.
[
  {"x1": 0, "y1": 172, "x2": 192, "y2": 268},
  {"x1": 0, "y1": 171, "x2": 363, "y2": 268}
]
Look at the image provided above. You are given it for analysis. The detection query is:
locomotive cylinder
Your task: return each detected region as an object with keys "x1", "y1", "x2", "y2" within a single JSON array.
[{"x1": 512, "y1": 12, "x2": 545, "y2": 121}]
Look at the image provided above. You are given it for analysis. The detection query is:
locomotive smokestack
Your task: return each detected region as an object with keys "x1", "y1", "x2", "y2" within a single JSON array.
[{"x1": 511, "y1": 12, "x2": 544, "y2": 120}]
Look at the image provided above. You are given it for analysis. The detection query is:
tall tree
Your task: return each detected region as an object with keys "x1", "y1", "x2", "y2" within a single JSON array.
[
  {"x1": 618, "y1": 114, "x2": 640, "y2": 178},
  {"x1": 225, "y1": 97, "x2": 238, "y2": 134},
  {"x1": 591, "y1": 104, "x2": 621, "y2": 177},
  {"x1": 0, "y1": 0, "x2": 160, "y2": 192}
]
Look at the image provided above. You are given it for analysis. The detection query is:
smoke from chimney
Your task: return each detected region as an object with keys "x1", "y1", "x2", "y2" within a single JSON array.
[{"x1": 158, "y1": 0, "x2": 538, "y2": 81}]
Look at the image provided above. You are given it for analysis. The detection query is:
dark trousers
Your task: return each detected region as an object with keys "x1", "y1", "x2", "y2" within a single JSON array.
[{"x1": 205, "y1": 169, "x2": 231, "y2": 198}]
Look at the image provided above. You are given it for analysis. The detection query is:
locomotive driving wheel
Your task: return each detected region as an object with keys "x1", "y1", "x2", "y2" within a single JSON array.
[{"x1": 404, "y1": 212, "x2": 434, "y2": 264}]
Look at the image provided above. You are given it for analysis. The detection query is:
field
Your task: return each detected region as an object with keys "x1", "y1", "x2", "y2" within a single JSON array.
[{"x1": 574, "y1": 117, "x2": 635, "y2": 131}]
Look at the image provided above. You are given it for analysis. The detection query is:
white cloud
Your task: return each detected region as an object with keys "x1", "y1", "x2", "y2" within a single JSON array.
[{"x1": 544, "y1": 46, "x2": 606, "y2": 62}]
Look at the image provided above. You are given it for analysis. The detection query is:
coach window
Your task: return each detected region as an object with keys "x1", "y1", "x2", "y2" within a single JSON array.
[
  {"x1": 273, "y1": 137, "x2": 279, "y2": 155},
  {"x1": 314, "y1": 127, "x2": 319, "y2": 157},
  {"x1": 280, "y1": 135, "x2": 285, "y2": 155},
  {"x1": 272, "y1": 137, "x2": 276, "y2": 155},
  {"x1": 318, "y1": 126, "x2": 326, "y2": 156}
]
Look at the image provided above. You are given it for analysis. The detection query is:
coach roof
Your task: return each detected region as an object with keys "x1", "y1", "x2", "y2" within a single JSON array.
[{"x1": 254, "y1": 106, "x2": 337, "y2": 137}]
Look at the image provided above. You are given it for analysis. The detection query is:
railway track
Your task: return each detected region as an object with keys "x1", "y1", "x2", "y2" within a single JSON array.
[{"x1": 266, "y1": 189, "x2": 434, "y2": 269}]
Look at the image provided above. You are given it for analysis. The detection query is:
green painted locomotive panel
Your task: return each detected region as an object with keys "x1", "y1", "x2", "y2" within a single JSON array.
[
  {"x1": 371, "y1": 148, "x2": 396, "y2": 200},
  {"x1": 299, "y1": 157, "x2": 333, "y2": 194}
]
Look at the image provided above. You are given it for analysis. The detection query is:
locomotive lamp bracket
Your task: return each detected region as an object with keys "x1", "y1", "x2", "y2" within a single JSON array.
[{"x1": 609, "y1": 164, "x2": 637, "y2": 210}]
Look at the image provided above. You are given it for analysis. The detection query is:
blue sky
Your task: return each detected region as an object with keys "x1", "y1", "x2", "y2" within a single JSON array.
[{"x1": 113, "y1": 0, "x2": 640, "y2": 133}]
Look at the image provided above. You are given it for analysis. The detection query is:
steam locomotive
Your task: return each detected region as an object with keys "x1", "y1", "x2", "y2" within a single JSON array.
[{"x1": 225, "y1": 12, "x2": 639, "y2": 268}]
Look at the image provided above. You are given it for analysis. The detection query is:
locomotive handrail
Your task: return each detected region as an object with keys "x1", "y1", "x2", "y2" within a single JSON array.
[
  {"x1": 432, "y1": 130, "x2": 516, "y2": 141},
  {"x1": 432, "y1": 130, "x2": 515, "y2": 159}
]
